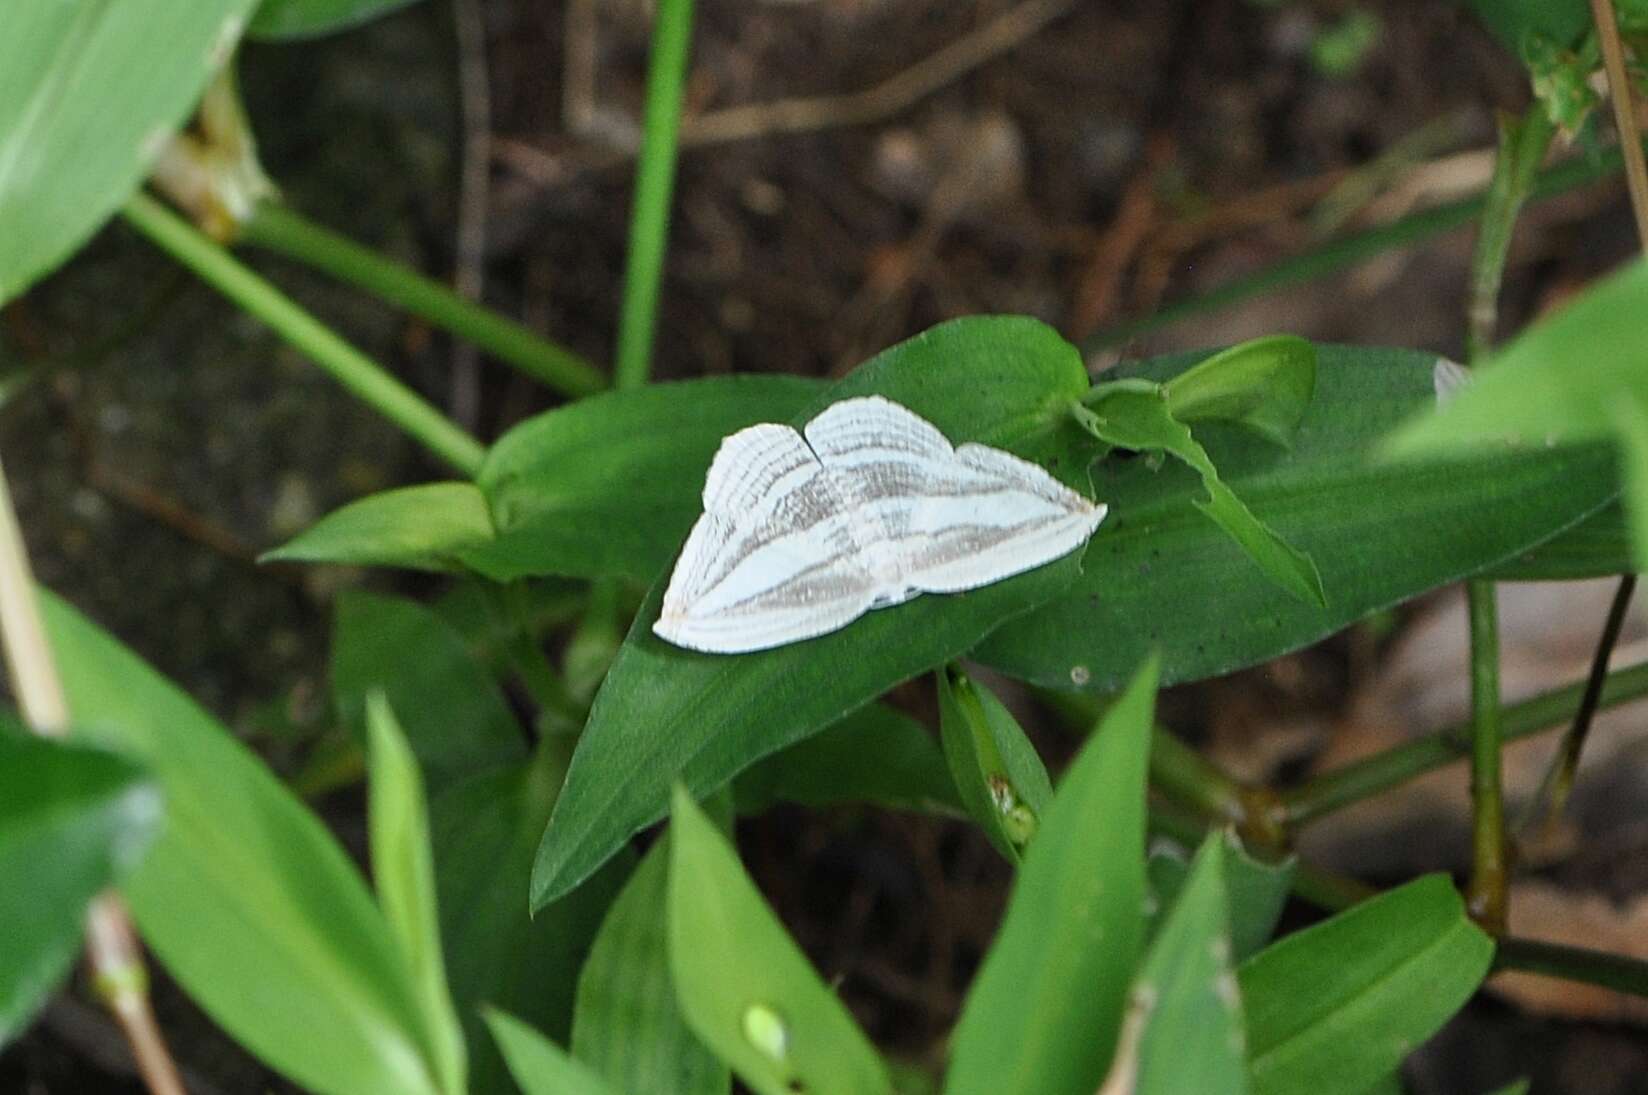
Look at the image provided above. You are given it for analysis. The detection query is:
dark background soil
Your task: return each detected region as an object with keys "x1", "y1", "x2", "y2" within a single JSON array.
[{"x1": 3, "y1": 0, "x2": 1646, "y2": 1091}]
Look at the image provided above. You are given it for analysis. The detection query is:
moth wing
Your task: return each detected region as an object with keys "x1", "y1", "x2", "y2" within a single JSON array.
[
  {"x1": 898, "y1": 442, "x2": 1106, "y2": 594},
  {"x1": 657, "y1": 425, "x2": 878, "y2": 653},
  {"x1": 802, "y1": 395, "x2": 955, "y2": 471},
  {"x1": 803, "y1": 394, "x2": 957, "y2": 555}
]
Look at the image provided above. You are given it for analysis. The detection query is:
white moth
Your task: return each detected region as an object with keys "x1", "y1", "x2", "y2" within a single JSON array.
[{"x1": 653, "y1": 395, "x2": 1107, "y2": 654}]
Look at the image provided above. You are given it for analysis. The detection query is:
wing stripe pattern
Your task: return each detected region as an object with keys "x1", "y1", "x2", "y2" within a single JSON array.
[{"x1": 655, "y1": 396, "x2": 1105, "y2": 653}]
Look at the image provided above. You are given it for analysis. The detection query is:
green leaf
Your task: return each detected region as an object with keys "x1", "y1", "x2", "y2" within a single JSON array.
[
  {"x1": 332, "y1": 591, "x2": 524, "y2": 788},
  {"x1": 668, "y1": 787, "x2": 891, "y2": 1095},
  {"x1": 1615, "y1": 397, "x2": 1648, "y2": 574},
  {"x1": 1125, "y1": 834, "x2": 1247, "y2": 1095},
  {"x1": 429, "y1": 744, "x2": 631, "y2": 1095},
  {"x1": 485, "y1": 1008, "x2": 617, "y2": 1095},
  {"x1": 573, "y1": 841, "x2": 728, "y2": 1095},
  {"x1": 1360, "y1": 1073, "x2": 1406, "y2": 1095},
  {"x1": 979, "y1": 345, "x2": 1619, "y2": 691},
  {"x1": 732, "y1": 703, "x2": 959, "y2": 817},
  {"x1": 946, "y1": 657, "x2": 1158, "y2": 1095},
  {"x1": 470, "y1": 376, "x2": 824, "y2": 582},
  {"x1": 1240, "y1": 875, "x2": 1494, "y2": 1095},
  {"x1": 1466, "y1": 0, "x2": 1588, "y2": 55},
  {"x1": 1385, "y1": 260, "x2": 1648, "y2": 454},
  {"x1": 531, "y1": 317, "x2": 1096, "y2": 907},
  {"x1": 1163, "y1": 335, "x2": 1317, "y2": 448},
  {"x1": 0, "y1": 726, "x2": 160, "y2": 1045},
  {"x1": 1485, "y1": 1081, "x2": 1530, "y2": 1095},
  {"x1": 1221, "y1": 833, "x2": 1295, "y2": 963},
  {"x1": 365, "y1": 695, "x2": 467, "y2": 1095},
  {"x1": 0, "y1": 1, "x2": 258, "y2": 302},
  {"x1": 1483, "y1": 500, "x2": 1635, "y2": 580},
  {"x1": 262, "y1": 483, "x2": 494, "y2": 573},
  {"x1": 1149, "y1": 831, "x2": 1293, "y2": 963},
  {"x1": 44, "y1": 592, "x2": 442, "y2": 1095},
  {"x1": 249, "y1": 0, "x2": 425, "y2": 39},
  {"x1": 1077, "y1": 385, "x2": 1325, "y2": 606},
  {"x1": 936, "y1": 667, "x2": 1053, "y2": 860}
]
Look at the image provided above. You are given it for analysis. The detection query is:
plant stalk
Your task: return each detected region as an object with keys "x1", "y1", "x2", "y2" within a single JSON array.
[
  {"x1": 241, "y1": 202, "x2": 605, "y2": 398},
  {"x1": 613, "y1": 0, "x2": 695, "y2": 390},
  {"x1": 122, "y1": 192, "x2": 485, "y2": 476},
  {"x1": 1592, "y1": 0, "x2": 1648, "y2": 240},
  {"x1": 0, "y1": 456, "x2": 185, "y2": 1095},
  {"x1": 1519, "y1": 574, "x2": 1636, "y2": 835},
  {"x1": 1466, "y1": 106, "x2": 1554, "y2": 362},
  {"x1": 1495, "y1": 936, "x2": 1648, "y2": 999},
  {"x1": 1465, "y1": 580, "x2": 1507, "y2": 933},
  {"x1": 1082, "y1": 140, "x2": 1641, "y2": 353},
  {"x1": 1281, "y1": 659, "x2": 1648, "y2": 825}
]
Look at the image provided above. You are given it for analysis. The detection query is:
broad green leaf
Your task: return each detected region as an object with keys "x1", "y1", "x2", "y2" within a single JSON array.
[
  {"x1": 250, "y1": 0, "x2": 425, "y2": 38},
  {"x1": 332, "y1": 591, "x2": 524, "y2": 787},
  {"x1": 365, "y1": 695, "x2": 466, "y2": 1095},
  {"x1": 1147, "y1": 830, "x2": 1294, "y2": 963},
  {"x1": 0, "y1": 1, "x2": 258, "y2": 302},
  {"x1": 1076, "y1": 385, "x2": 1325, "y2": 606},
  {"x1": 1467, "y1": 0, "x2": 1588, "y2": 55},
  {"x1": 1127, "y1": 834, "x2": 1247, "y2": 1095},
  {"x1": 573, "y1": 841, "x2": 728, "y2": 1095},
  {"x1": 979, "y1": 345, "x2": 1618, "y2": 691},
  {"x1": 1616, "y1": 398, "x2": 1648, "y2": 573},
  {"x1": 733, "y1": 703, "x2": 960, "y2": 817},
  {"x1": 0, "y1": 726, "x2": 160, "y2": 1045},
  {"x1": 668, "y1": 787, "x2": 891, "y2": 1095},
  {"x1": 531, "y1": 318, "x2": 1096, "y2": 906},
  {"x1": 1385, "y1": 260, "x2": 1648, "y2": 453},
  {"x1": 1221, "y1": 832, "x2": 1295, "y2": 962},
  {"x1": 470, "y1": 376, "x2": 824, "y2": 582},
  {"x1": 1360, "y1": 1074, "x2": 1405, "y2": 1095},
  {"x1": 936, "y1": 667, "x2": 1053, "y2": 860},
  {"x1": 1164, "y1": 335, "x2": 1317, "y2": 447},
  {"x1": 44, "y1": 592, "x2": 441, "y2": 1095},
  {"x1": 947, "y1": 657, "x2": 1158, "y2": 1095},
  {"x1": 429, "y1": 743, "x2": 631, "y2": 1095},
  {"x1": 485, "y1": 1008, "x2": 616, "y2": 1095},
  {"x1": 1484, "y1": 501, "x2": 1635, "y2": 580},
  {"x1": 1240, "y1": 875, "x2": 1494, "y2": 1095},
  {"x1": 262, "y1": 483, "x2": 493, "y2": 573}
]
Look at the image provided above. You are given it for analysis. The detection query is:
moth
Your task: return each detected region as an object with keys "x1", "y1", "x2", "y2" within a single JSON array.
[{"x1": 652, "y1": 395, "x2": 1106, "y2": 654}]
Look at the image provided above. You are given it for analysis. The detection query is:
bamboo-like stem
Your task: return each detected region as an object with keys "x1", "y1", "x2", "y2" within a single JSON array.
[
  {"x1": 121, "y1": 193, "x2": 485, "y2": 476},
  {"x1": 242, "y1": 202, "x2": 605, "y2": 399},
  {"x1": 1592, "y1": 0, "x2": 1648, "y2": 241},
  {"x1": 1465, "y1": 581, "x2": 1507, "y2": 933},
  {"x1": 1495, "y1": 936, "x2": 1648, "y2": 999},
  {"x1": 1148, "y1": 726, "x2": 1247, "y2": 828},
  {"x1": 613, "y1": 0, "x2": 695, "y2": 390},
  {"x1": 1282, "y1": 660, "x2": 1648, "y2": 825},
  {"x1": 0, "y1": 458, "x2": 185, "y2": 1095},
  {"x1": 1519, "y1": 574, "x2": 1637, "y2": 835},
  {"x1": 1466, "y1": 106, "x2": 1554, "y2": 362}
]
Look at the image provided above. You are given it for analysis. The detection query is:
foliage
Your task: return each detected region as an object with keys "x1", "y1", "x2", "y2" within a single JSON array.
[{"x1": 4, "y1": 1, "x2": 1646, "y2": 1092}]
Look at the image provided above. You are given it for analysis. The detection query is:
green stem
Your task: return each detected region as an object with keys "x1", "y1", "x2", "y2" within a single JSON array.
[
  {"x1": 241, "y1": 202, "x2": 604, "y2": 398},
  {"x1": 1281, "y1": 660, "x2": 1648, "y2": 826},
  {"x1": 1082, "y1": 142, "x2": 1633, "y2": 353},
  {"x1": 1520, "y1": 574, "x2": 1637, "y2": 834},
  {"x1": 1467, "y1": 580, "x2": 1507, "y2": 932},
  {"x1": 1149, "y1": 726, "x2": 1247, "y2": 828},
  {"x1": 122, "y1": 193, "x2": 484, "y2": 476},
  {"x1": 614, "y1": 0, "x2": 695, "y2": 390},
  {"x1": 1495, "y1": 937, "x2": 1648, "y2": 999},
  {"x1": 1466, "y1": 106, "x2": 1555, "y2": 363}
]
